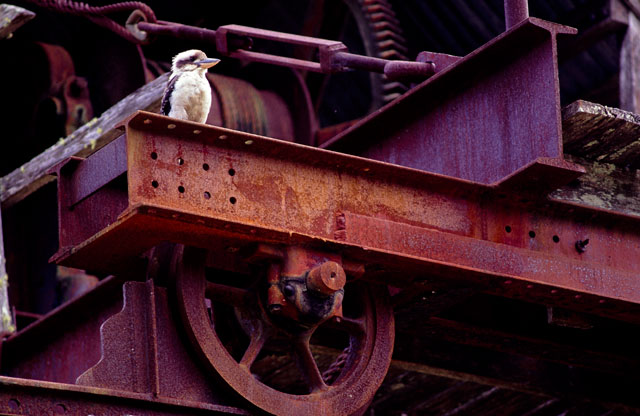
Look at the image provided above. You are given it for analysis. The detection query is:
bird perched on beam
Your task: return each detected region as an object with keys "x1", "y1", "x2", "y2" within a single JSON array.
[{"x1": 161, "y1": 49, "x2": 220, "y2": 123}]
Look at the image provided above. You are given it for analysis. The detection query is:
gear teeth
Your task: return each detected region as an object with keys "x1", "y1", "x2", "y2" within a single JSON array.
[
  {"x1": 383, "y1": 92, "x2": 403, "y2": 102},
  {"x1": 359, "y1": 0, "x2": 410, "y2": 103},
  {"x1": 380, "y1": 50, "x2": 407, "y2": 60},
  {"x1": 383, "y1": 81, "x2": 407, "y2": 93},
  {"x1": 370, "y1": 12, "x2": 401, "y2": 26},
  {"x1": 374, "y1": 30, "x2": 407, "y2": 45},
  {"x1": 378, "y1": 40, "x2": 408, "y2": 54},
  {"x1": 364, "y1": 4, "x2": 395, "y2": 16},
  {"x1": 372, "y1": 21, "x2": 398, "y2": 32}
]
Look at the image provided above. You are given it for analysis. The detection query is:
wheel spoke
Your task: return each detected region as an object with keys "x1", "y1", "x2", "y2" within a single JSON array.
[
  {"x1": 292, "y1": 335, "x2": 328, "y2": 393},
  {"x1": 205, "y1": 281, "x2": 249, "y2": 306},
  {"x1": 239, "y1": 326, "x2": 268, "y2": 369}
]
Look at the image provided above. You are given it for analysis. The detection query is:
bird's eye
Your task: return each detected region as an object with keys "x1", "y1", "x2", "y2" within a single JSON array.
[{"x1": 190, "y1": 56, "x2": 197, "y2": 62}]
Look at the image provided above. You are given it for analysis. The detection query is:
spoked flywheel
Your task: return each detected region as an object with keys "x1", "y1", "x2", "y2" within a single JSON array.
[{"x1": 172, "y1": 244, "x2": 394, "y2": 416}]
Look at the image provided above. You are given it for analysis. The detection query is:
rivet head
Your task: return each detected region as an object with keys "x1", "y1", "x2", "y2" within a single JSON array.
[
  {"x1": 193, "y1": 129, "x2": 202, "y2": 135},
  {"x1": 167, "y1": 123, "x2": 176, "y2": 129},
  {"x1": 245, "y1": 140, "x2": 253, "y2": 145},
  {"x1": 283, "y1": 284, "x2": 295, "y2": 297},
  {"x1": 218, "y1": 134, "x2": 228, "y2": 140},
  {"x1": 143, "y1": 119, "x2": 152, "y2": 124}
]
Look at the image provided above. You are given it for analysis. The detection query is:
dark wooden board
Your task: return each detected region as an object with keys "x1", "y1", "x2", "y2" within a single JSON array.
[
  {"x1": 0, "y1": 4, "x2": 35, "y2": 39},
  {"x1": 0, "y1": 73, "x2": 168, "y2": 207},
  {"x1": 562, "y1": 100, "x2": 640, "y2": 168}
]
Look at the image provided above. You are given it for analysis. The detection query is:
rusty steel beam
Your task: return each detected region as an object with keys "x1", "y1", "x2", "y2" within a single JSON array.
[
  {"x1": 51, "y1": 111, "x2": 640, "y2": 324},
  {"x1": 0, "y1": 376, "x2": 247, "y2": 415},
  {"x1": 322, "y1": 18, "x2": 582, "y2": 187}
]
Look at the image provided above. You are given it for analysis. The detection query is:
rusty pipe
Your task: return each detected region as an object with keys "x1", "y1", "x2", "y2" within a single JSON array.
[
  {"x1": 137, "y1": 21, "x2": 251, "y2": 50},
  {"x1": 332, "y1": 52, "x2": 435, "y2": 80},
  {"x1": 331, "y1": 51, "x2": 387, "y2": 72},
  {"x1": 504, "y1": 0, "x2": 529, "y2": 30}
]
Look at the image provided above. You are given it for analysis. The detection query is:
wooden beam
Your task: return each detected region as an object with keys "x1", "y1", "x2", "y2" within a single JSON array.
[
  {"x1": 562, "y1": 100, "x2": 640, "y2": 168},
  {"x1": 0, "y1": 73, "x2": 167, "y2": 207},
  {"x1": 0, "y1": 201, "x2": 15, "y2": 336},
  {"x1": 620, "y1": 12, "x2": 640, "y2": 112},
  {"x1": 555, "y1": 100, "x2": 640, "y2": 217},
  {"x1": 550, "y1": 155, "x2": 640, "y2": 218},
  {"x1": 0, "y1": 4, "x2": 35, "y2": 40},
  {"x1": 392, "y1": 319, "x2": 640, "y2": 410}
]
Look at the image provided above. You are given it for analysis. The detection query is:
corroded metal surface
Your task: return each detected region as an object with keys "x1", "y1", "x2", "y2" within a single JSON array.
[
  {"x1": 50, "y1": 111, "x2": 640, "y2": 325},
  {"x1": 504, "y1": 0, "x2": 530, "y2": 29},
  {"x1": 322, "y1": 18, "x2": 580, "y2": 185},
  {"x1": 135, "y1": 22, "x2": 434, "y2": 81},
  {"x1": 0, "y1": 376, "x2": 247, "y2": 415},
  {"x1": 76, "y1": 280, "x2": 239, "y2": 405},
  {"x1": 173, "y1": 245, "x2": 394, "y2": 416},
  {"x1": 9, "y1": 2, "x2": 640, "y2": 414}
]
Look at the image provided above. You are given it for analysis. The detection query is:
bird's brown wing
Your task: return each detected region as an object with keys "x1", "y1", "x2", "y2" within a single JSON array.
[{"x1": 161, "y1": 75, "x2": 179, "y2": 116}]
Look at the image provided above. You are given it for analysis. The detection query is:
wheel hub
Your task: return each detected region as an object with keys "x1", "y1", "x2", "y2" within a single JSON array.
[{"x1": 173, "y1": 244, "x2": 394, "y2": 416}]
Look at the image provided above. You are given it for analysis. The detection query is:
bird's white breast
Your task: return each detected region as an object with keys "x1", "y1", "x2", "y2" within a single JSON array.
[{"x1": 168, "y1": 71, "x2": 212, "y2": 123}]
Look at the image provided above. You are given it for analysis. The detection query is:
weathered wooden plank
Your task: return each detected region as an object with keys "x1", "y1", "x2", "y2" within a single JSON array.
[
  {"x1": 0, "y1": 201, "x2": 14, "y2": 336},
  {"x1": 0, "y1": 73, "x2": 167, "y2": 207},
  {"x1": 562, "y1": 100, "x2": 640, "y2": 168},
  {"x1": 550, "y1": 155, "x2": 640, "y2": 217},
  {"x1": 0, "y1": 4, "x2": 35, "y2": 39},
  {"x1": 620, "y1": 12, "x2": 640, "y2": 113}
]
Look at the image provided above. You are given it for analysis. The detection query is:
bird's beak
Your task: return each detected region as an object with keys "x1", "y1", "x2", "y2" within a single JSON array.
[{"x1": 196, "y1": 58, "x2": 220, "y2": 69}]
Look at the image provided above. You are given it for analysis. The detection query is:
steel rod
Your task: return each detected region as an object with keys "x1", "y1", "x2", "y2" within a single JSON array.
[{"x1": 504, "y1": 0, "x2": 529, "y2": 30}]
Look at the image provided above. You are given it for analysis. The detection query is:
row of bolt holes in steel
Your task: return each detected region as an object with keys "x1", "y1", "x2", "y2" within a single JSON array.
[
  {"x1": 505, "y1": 225, "x2": 589, "y2": 253},
  {"x1": 7, "y1": 398, "x2": 68, "y2": 414},
  {"x1": 149, "y1": 151, "x2": 238, "y2": 205},
  {"x1": 505, "y1": 225, "x2": 557, "y2": 242}
]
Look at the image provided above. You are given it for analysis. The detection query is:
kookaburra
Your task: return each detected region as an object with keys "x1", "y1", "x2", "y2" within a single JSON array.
[{"x1": 161, "y1": 49, "x2": 220, "y2": 123}]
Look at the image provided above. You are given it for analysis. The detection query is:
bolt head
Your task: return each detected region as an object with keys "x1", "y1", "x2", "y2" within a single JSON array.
[
  {"x1": 268, "y1": 304, "x2": 282, "y2": 314},
  {"x1": 307, "y1": 261, "x2": 346, "y2": 295},
  {"x1": 283, "y1": 284, "x2": 295, "y2": 297}
]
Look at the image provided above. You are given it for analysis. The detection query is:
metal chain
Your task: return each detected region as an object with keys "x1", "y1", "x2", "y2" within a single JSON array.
[
  {"x1": 24, "y1": 0, "x2": 156, "y2": 43},
  {"x1": 322, "y1": 346, "x2": 350, "y2": 384}
]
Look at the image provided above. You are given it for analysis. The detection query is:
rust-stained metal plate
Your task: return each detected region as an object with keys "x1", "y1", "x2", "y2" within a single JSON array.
[
  {"x1": 322, "y1": 18, "x2": 582, "y2": 186},
  {"x1": 0, "y1": 376, "x2": 247, "y2": 415},
  {"x1": 53, "y1": 111, "x2": 640, "y2": 322}
]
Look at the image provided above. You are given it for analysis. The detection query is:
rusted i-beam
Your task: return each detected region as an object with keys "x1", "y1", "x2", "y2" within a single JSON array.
[{"x1": 51, "y1": 111, "x2": 640, "y2": 325}]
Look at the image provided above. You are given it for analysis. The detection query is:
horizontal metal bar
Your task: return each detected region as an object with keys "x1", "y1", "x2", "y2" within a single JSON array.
[
  {"x1": 135, "y1": 21, "x2": 434, "y2": 79},
  {"x1": 227, "y1": 50, "x2": 323, "y2": 72},
  {"x1": 53, "y1": 112, "x2": 640, "y2": 323},
  {"x1": 217, "y1": 24, "x2": 342, "y2": 48},
  {"x1": 0, "y1": 376, "x2": 247, "y2": 415},
  {"x1": 66, "y1": 134, "x2": 127, "y2": 207}
]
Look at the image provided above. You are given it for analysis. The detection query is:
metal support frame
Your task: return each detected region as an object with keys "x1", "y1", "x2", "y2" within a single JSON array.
[
  {"x1": 0, "y1": 375, "x2": 246, "y2": 415},
  {"x1": 8, "y1": 1, "x2": 640, "y2": 412},
  {"x1": 50, "y1": 111, "x2": 640, "y2": 324},
  {"x1": 322, "y1": 18, "x2": 582, "y2": 186}
]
